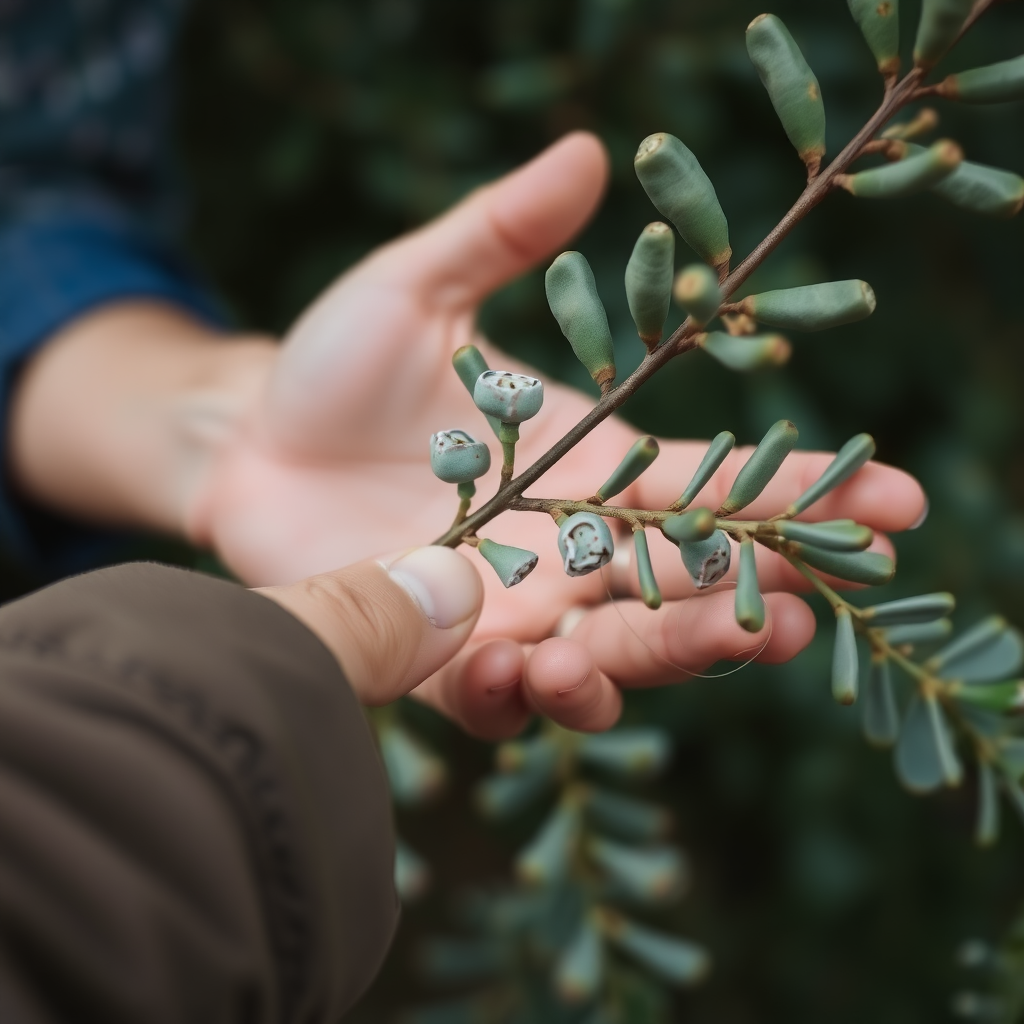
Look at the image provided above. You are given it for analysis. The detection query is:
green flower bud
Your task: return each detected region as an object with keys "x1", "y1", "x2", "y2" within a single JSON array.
[
  {"x1": 477, "y1": 537, "x2": 539, "y2": 588},
  {"x1": 673, "y1": 263, "x2": 722, "y2": 327},
  {"x1": 836, "y1": 139, "x2": 962, "y2": 197},
  {"x1": 745, "y1": 14, "x2": 827, "y2": 177},
  {"x1": 883, "y1": 618, "x2": 953, "y2": 646},
  {"x1": 583, "y1": 787, "x2": 671, "y2": 841},
  {"x1": 554, "y1": 915, "x2": 603, "y2": 1004},
  {"x1": 577, "y1": 728, "x2": 672, "y2": 778},
  {"x1": 429, "y1": 429, "x2": 492, "y2": 484},
  {"x1": 597, "y1": 910, "x2": 710, "y2": 987},
  {"x1": 735, "y1": 537, "x2": 764, "y2": 633},
  {"x1": 927, "y1": 615, "x2": 1024, "y2": 683},
  {"x1": 516, "y1": 799, "x2": 581, "y2": 885},
  {"x1": 473, "y1": 370, "x2": 544, "y2": 423},
  {"x1": 784, "y1": 433, "x2": 876, "y2": 517},
  {"x1": 785, "y1": 543, "x2": 895, "y2": 585},
  {"x1": 701, "y1": 331, "x2": 792, "y2": 372},
  {"x1": 661, "y1": 507, "x2": 716, "y2": 543},
  {"x1": 634, "y1": 530, "x2": 662, "y2": 610},
  {"x1": 716, "y1": 419, "x2": 799, "y2": 516},
  {"x1": 938, "y1": 54, "x2": 1024, "y2": 103},
  {"x1": 913, "y1": 0, "x2": 974, "y2": 70},
  {"x1": 861, "y1": 592, "x2": 956, "y2": 626},
  {"x1": 394, "y1": 838, "x2": 431, "y2": 902},
  {"x1": 895, "y1": 693, "x2": 962, "y2": 793},
  {"x1": 951, "y1": 680, "x2": 1024, "y2": 714},
  {"x1": 680, "y1": 530, "x2": 732, "y2": 589},
  {"x1": 634, "y1": 133, "x2": 732, "y2": 272},
  {"x1": 832, "y1": 606, "x2": 859, "y2": 705},
  {"x1": 863, "y1": 653, "x2": 899, "y2": 746},
  {"x1": 453, "y1": 345, "x2": 501, "y2": 438},
  {"x1": 475, "y1": 758, "x2": 555, "y2": 819},
  {"x1": 774, "y1": 519, "x2": 874, "y2": 551},
  {"x1": 545, "y1": 251, "x2": 617, "y2": 389},
  {"x1": 588, "y1": 837, "x2": 687, "y2": 903},
  {"x1": 738, "y1": 280, "x2": 876, "y2": 332},
  {"x1": 975, "y1": 761, "x2": 1000, "y2": 847},
  {"x1": 674, "y1": 431, "x2": 735, "y2": 509},
  {"x1": 625, "y1": 222, "x2": 675, "y2": 346},
  {"x1": 379, "y1": 723, "x2": 446, "y2": 806},
  {"x1": 558, "y1": 511, "x2": 615, "y2": 577},
  {"x1": 847, "y1": 0, "x2": 900, "y2": 76},
  {"x1": 594, "y1": 435, "x2": 660, "y2": 503}
]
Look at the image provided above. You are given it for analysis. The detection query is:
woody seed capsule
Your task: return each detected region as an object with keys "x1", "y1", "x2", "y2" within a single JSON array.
[
  {"x1": 473, "y1": 370, "x2": 544, "y2": 423},
  {"x1": 429, "y1": 429, "x2": 492, "y2": 484},
  {"x1": 558, "y1": 512, "x2": 615, "y2": 577}
]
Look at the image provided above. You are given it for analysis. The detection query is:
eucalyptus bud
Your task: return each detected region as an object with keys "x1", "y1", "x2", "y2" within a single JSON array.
[
  {"x1": 429, "y1": 429, "x2": 492, "y2": 484},
  {"x1": 473, "y1": 370, "x2": 544, "y2": 423},
  {"x1": 673, "y1": 263, "x2": 722, "y2": 327},
  {"x1": 863, "y1": 653, "x2": 899, "y2": 746},
  {"x1": 701, "y1": 331, "x2": 792, "y2": 371},
  {"x1": 937, "y1": 54, "x2": 1024, "y2": 103},
  {"x1": 545, "y1": 252, "x2": 617, "y2": 389},
  {"x1": 597, "y1": 910, "x2": 710, "y2": 986},
  {"x1": 588, "y1": 838, "x2": 687, "y2": 902},
  {"x1": 634, "y1": 531, "x2": 662, "y2": 610},
  {"x1": 634, "y1": 133, "x2": 732, "y2": 272},
  {"x1": 895, "y1": 693, "x2": 962, "y2": 793},
  {"x1": 783, "y1": 432, "x2": 876, "y2": 516},
  {"x1": 932, "y1": 159, "x2": 1024, "y2": 219},
  {"x1": 625, "y1": 222, "x2": 675, "y2": 347},
  {"x1": 577, "y1": 728, "x2": 672, "y2": 778},
  {"x1": 783, "y1": 542, "x2": 895, "y2": 586},
  {"x1": 558, "y1": 512, "x2": 615, "y2": 577},
  {"x1": 847, "y1": 0, "x2": 900, "y2": 77},
  {"x1": 835, "y1": 139, "x2": 962, "y2": 197},
  {"x1": 477, "y1": 538, "x2": 539, "y2": 588},
  {"x1": 680, "y1": 530, "x2": 732, "y2": 589},
  {"x1": 661, "y1": 507, "x2": 716, "y2": 544},
  {"x1": 716, "y1": 419, "x2": 800, "y2": 516},
  {"x1": 883, "y1": 618, "x2": 953, "y2": 646},
  {"x1": 475, "y1": 759, "x2": 556, "y2": 819},
  {"x1": 516, "y1": 798, "x2": 581, "y2": 885},
  {"x1": 593, "y1": 435, "x2": 659, "y2": 503},
  {"x1": 452, "y1": 345, "x2": 501, "y2": 437},
  {"x1": 735, "y1": 537, "x2": 765, "y2": 633},
  {"x1": 673, "y1": 431, "x2": 735, "y2": 509},
  {"x1": 860, "y1": 592, "x2": 956, "y2": 626},
  {"x1": 746, "y1": 14, "x2": 827, "y2": 177},
  {"x1": 584, "y1": 787, "x2": 671, "y2": 842},
  {"x1": 832, "y1": 606, "x2": 859, "y2": 705},
  {"x1": 975, "y1": 761, "x2": 1000, "y2": 847},
  {"x1": 554, "y1": 915, "x2": 604, "y2": 1004},
  {"x1": 914, "y1": 0, "x2": 975, "y2": 70},
  {"x1": 737, "y1": 280, "x2": 876, "y2": 331},
  {"x1": 774, "y1": 519, "x2": 873, "y2": 551}
]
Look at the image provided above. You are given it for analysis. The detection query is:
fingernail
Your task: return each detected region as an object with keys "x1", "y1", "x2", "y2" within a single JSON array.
[
  {"x1": 386, "y1": 547, "x2": 480, "y2": 628},
  {"x1": 909, "y1": 497, "x2": 929, "y2": 530}
]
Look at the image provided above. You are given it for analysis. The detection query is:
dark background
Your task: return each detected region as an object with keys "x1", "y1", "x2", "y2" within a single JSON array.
[{"x1": 170, "y1": 0, "x2": 1024, "y2": 1020}]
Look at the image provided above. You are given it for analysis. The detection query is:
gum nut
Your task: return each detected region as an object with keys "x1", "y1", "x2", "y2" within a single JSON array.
[
  {"x1": 557, "y1": 512, "x2": 615, "y2": 578},
  {"x1": 429, "y1": 429, "x2": 492, "y2": 484},
  {"x1": 680, "y1": 530, "x2": 732, "y2": 589},
  {"x1": 473, "y1": 370, "x2": 544, "y2": 423}
]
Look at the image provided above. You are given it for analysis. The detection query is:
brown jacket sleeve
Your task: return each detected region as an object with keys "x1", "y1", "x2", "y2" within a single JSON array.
[{"x1": 0, "y1": 563, "x2": 398, "y2": 1024}]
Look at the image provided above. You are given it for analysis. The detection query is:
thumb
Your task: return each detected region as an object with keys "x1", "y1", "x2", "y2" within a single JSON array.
[
  {"x1": 257, "y1": 546, "x2": 483, "y2": 705},
  {"x1": 379, "y1": 131, "x2": 609, "y2": 310}
]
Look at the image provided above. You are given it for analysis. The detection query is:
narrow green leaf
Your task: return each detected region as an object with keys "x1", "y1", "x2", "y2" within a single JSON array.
[
  {"x1": 847, "y1": 0, "x2": 900, "y2": 75},
  {"x1": 634, "y1": 531, "x2": 662, "y2": 610},
  {"x1": 838, "y1": 139, "x2": 962, "y2": 197},
  {"x1": 863, "y1": 654, "x2": 899, "y2": 746},
  {"x1": 785, "y1": 433, "x2": 876, "y2": 516},
  {"x1": 861, "y1": 592, "x2": 956, "y2": 626},
  {"x1": 884, "y1": 618, "x2": 954, "y2": 646},
  {"x1": 735, "y1": 537, "x2": 765, "y2": 633},
  {"x1": 740, "y1": 280, "x2": 876, "y2": 332},
  {"x1": 900, "y1": 141, "x2": 1024, "y2": 218},
  {"x1": 554, "y1": 914, "x2": 604, "y2": 1004},
  {"x1": 717, "y1": 419, "x2": 799, "y2": 516},
  {"x1": 832, "y1": 607, "x2": 859, "y2": 705},
  {"x1": 929, "y1": 617, "x2": 1024, "y2": 683},
  {"x1": 625, "y1": 222, "x2": 675, "y2": 345},
  {"x1": 674, "y1": 431, "x2": 735, "y2": 509},
  {"x1": 634, "y1": 133, "x2": 732, "y2": 271},
  {"x1": 588, "y1": 838, "x2": 688, "y2": 903},
  {"x1": 975, "y1": 761, "x2": 1000, "y2": 847},
  {"x1": 953, "y1": 680, "x2": 1024, "y2": 714},
  {"x1": 701, "y1": 331, "x2": 791, "y2": 371},
  {"x1": 940, "y1": 54, "x2": 1024, "y2": 103},
  {"x1": 546, "y1": 251, "x2": 617, "y2": 389},
  {"x1": 475, "y1": 758, "x2": 556, "y2": 819},
  {"x1": 594, "y1": 436, "x2": 660, "y2": 502},
  {"x1": 895, "y1": 694, "x2": 951, "y2": 793},
  {"x1": 673, "y1": 263, "x2": 722, "y2": 327},
  {"x1": 746, "y1": 14, "x2": 827, "y2": 176},
  {"x1": 914, "y1": 0, "x2": 975, "y2": 70},
  {"x1": 785, "y1": 542, "x2": 895, "y2": 586},
  {"x1": 577, "y1": 728, "x2": 672, "y2": 779},
  {"x1": 584, "y1": 787, "x2": 671, "y2": 842},
  {"x1": 496, "y1": 733, "x2": 560, "y2": 775},
  {"x1": 516, "y1": 799, "x2": 581, "y2": 885},
  {"x1": 774, "y1": 519, "x2": 874, "y2": 551},
  {"x1": 600, "y1": 912, "x2": 711, "y2": 986}
]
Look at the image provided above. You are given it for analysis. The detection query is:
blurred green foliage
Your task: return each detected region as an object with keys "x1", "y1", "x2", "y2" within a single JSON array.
[{"x1": 174, "y1": 0, "x2": 1024, "y2": 1020}]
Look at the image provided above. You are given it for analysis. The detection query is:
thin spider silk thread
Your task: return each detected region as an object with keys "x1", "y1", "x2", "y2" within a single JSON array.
[{"x1": 598, "y1": 564, "x2": 773, "y2": 679}]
